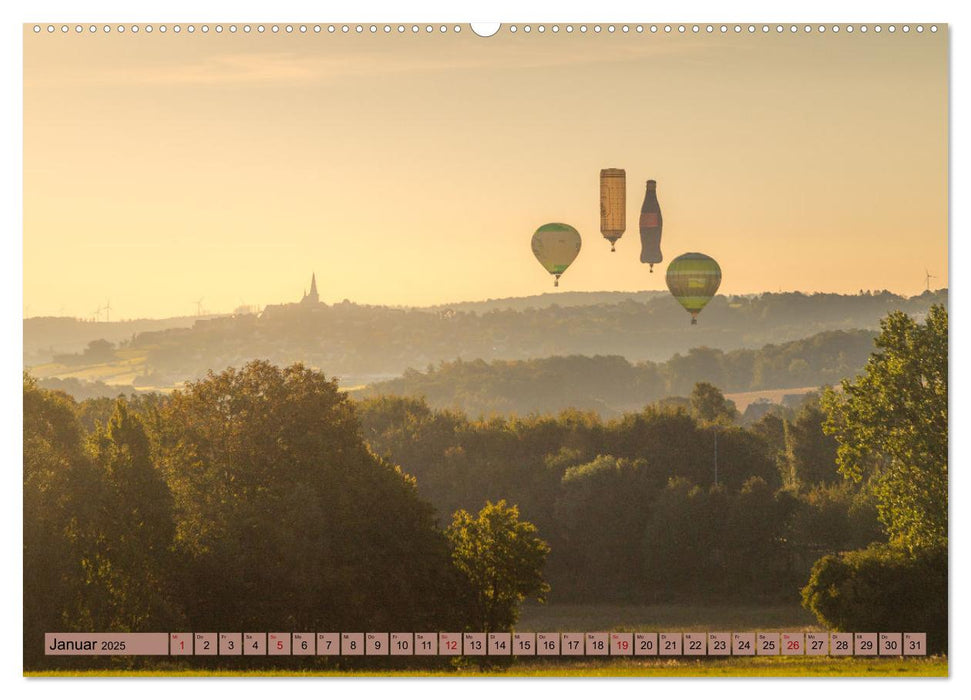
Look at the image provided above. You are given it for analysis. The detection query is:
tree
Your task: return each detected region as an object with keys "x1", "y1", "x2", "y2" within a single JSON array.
[
  {"x1": 641, "y1": 478, "x2": 717, "y2": 597},
  {"x1": 689, "y1": 382, "x2": 738, "y2": 425},
  {"x1": 551, "y1": 456, "x2": 657, "y2": 599},
  {"x1": 748, "y1": 411, "x2": 789, "y2": 482},
  {"x1": 23, "y1": 376, "x2": 110, "y2": 667},
  {"x1": 446, "y1": 500, "x2": 550, "y2": 632},
  {"x1": 88, "y1": 400, "x2": 183, "y2": 631},
  {"x1": 666, "y1": 347, "x2": 726, "y2": 395},
  {"x1": 158, "y1": 360, "x2": 461, "y2": 632},
  {"x1": 788, "y1": 482, "x2": 883, "y2": 554},
  {"x1": 785, "y1": 396, "x2": 839, "y2": 486},
  {"x1": 83, "y1": 338, "x2": 116, "y2": 363},
  {"x1": 640, "y1": 476, "x2": 797, "y2": 600},
  {"x1": 821, "y1": 305, "x2": 947, "y2": 551},
  {"x1": 801, "y1": 544, "x2": 946, "y2": 653},
  {"x1": 722, "y1": 477, "x2": 799, "y2": 594}
]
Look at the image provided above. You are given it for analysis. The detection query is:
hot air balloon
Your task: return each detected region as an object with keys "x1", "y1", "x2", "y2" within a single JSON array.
[
  {"x1": 639, "y1": 179, "x2": 663, "y2": 272},
  {"x1": 666, "y1": 252, "x2": 721, "y2": 324},
  {"x1": 531, "y1": 223, "x2": 581, "y2": 287},
  {"x1": 600, "y1": 168, "x2": 626, "y2": 252}
]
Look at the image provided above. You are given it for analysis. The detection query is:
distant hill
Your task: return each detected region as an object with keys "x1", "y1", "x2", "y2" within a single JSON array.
[
  {"x1": 359, "y1": 328, "x2": 878, "y2": 418},
  {"x1": 420, "y1": 290, "x2": 670, "y2": 314},
  {"x1": 24, "y1": 314, "x2": 226, "y2": 365},
  {"x1": 34, "y1": 377, "x2": 140, "y2": 401},
  {"x1": 26, "y1": 289, "x2": 946, "y2": 393}
]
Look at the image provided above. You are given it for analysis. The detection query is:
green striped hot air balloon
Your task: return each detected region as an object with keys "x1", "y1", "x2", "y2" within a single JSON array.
[
  {"x1": 666, "y1": 252, "x2": 722, "y2": 324},
  {"x1": 531, "y1": 223, "x2": 581, "y2": 287}
]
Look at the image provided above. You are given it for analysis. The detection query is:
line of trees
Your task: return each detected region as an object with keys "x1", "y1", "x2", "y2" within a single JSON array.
[
  {"x1": 53, "y1": 377, "x2": 893, "y2": 609},
  {"x1": 33, "y1": 289, "x2": 945, "y2": 390},
  {"x1": 353, "y1": 387, "x2": 882, "y2": 604},
  {"x1": 361, "y1": 328, "x2": 879, "y2": 418}
]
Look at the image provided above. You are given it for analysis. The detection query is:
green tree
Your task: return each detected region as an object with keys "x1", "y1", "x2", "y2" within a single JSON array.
[
  {"x1": 785, "y1": 396, "x2": 839, "y2": 486},
  {"x1": 789, "y1": 482, "x2": 883, "y2": 554},
  {"x1": 722, "y1": 477, "x2": 798, "y2": 594},
  {"x1": 446, "y1": 500, "x2": 550, "y2": 632},
  {"x1": 23, "y1": 376, "x2": 109, "y2": 667},
  {"x1": 801, "y1": 544, "x2": 946, "y2": 653},
  {"x1": 158, "y1": 360, "x2": 461, "y2": 632},
  {"x1": 748, "y1": 411, "x2": 789, "y2": 481},
  {"x1": 666, "y1": 348, "x2": 726, "y2": 395},
  {"x1": 551, "y1": 456, "x2": 657, "y2": 599},
  {"x1": 641, "y1": 478, "x2": 717, "y2": 597},
  {"x1": 88, "y1": 400, "x2": 183, "y2": 631},
  {"x1": 821, "y1": 305, "x2": 947, "y2": 551},
  {"x1": 689, "y1": 382, "x2": 738, "y2": 425}
]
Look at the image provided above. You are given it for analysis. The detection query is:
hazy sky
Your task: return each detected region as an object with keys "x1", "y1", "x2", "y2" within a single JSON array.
[{"x1": 24, "y1": 25, "x2": 947, "y2": 319}]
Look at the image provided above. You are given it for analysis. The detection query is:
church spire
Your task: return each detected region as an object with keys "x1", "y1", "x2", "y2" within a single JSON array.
[{"x1": 307, "y1": 272, "x2": 319, "y2": 304}]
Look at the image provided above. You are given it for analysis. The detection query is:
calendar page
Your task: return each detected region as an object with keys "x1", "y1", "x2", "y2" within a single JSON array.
[{"x1": 21, "y1": 10, "x2": 948, "y2": 682}]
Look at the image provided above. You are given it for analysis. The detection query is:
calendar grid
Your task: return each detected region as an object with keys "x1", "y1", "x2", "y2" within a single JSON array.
[{"x1": 44, "y1": 631, "x2": 927, "y2": 657}]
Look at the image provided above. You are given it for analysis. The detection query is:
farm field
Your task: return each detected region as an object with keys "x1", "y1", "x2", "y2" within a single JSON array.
[{"x1": 725, "y1": 386, "x2": 819, "y2": 412}]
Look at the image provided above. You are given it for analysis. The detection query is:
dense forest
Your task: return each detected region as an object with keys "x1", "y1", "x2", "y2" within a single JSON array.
[
  {"x1": 25, "y1": 364, "x2": 547, "y2": 668},
  {"x1": 362, "y1": 328, "x2": 878, "y2": 417},
  {"x1": 27, "y1": 366, "x2": 879, "y2": 662},
  {"x1": 28, "y1": 290, "x2": 945, "y2": 393},
  {"x1": 352, "y1": 389, "x2": 889, "y2": 601}
]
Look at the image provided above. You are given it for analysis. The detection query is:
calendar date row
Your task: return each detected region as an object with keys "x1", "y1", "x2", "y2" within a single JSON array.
[{"x1": 46, "y1": 631, "x2": 927, "y2": 657}]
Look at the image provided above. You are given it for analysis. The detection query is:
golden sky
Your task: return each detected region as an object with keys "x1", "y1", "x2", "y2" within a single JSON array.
[{"x1": 24, "y1": 25, "x2": 948, "y2": 319}]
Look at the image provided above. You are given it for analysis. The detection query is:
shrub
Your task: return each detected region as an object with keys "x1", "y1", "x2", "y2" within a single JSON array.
[{"x1": 801, "y1": 543, "x2": 947, "y2": 653}]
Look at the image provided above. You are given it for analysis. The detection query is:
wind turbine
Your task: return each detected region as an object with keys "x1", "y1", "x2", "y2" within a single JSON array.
[
  {"x1": 925, "y1": 269, "x2": 936, "y2": 292},
  {"x1": 194, "y1": 298, "x2": 204, "y2": 317},
  {"x1": 104, "y1": 299, "x2": 112, "y2": 323},
  {"x1": 92, "y1": 306, "x2": 102, "y2": 323}
]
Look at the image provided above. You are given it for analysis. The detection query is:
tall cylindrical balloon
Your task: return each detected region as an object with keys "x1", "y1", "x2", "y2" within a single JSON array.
[
  {"x1": 599, "y1": 168, "x2": 626, "y2": 252},
  {"x1": 666, "y1": 252, "x2": 721, "y2": 324},
  {"x1": 531, "y1": 223, "x2": 581, "y2": 287}
]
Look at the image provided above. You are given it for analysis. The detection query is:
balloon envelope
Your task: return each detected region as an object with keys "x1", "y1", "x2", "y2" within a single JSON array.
[
  {"x1": 639, "y1": 180, "x2": 662, "y2": 270},
  {"x1": 599, "y1": 169, "x2": 626, "y2": 251},
  {"x1": 666, "y1": 252, "x2": 721, "y2": 323},
  {"x1": 532, "y1": 223, "x2": 581, "y2": 286}
]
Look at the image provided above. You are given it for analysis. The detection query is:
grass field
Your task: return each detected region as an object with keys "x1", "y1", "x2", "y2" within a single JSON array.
[{"x1": 27, "y1": 656, "x2": 947, "y2": 677}]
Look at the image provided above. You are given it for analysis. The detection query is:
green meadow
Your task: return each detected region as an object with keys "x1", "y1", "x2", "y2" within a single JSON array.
[{"x1": 28, "y1": 656, "x2": 947, "y2": 678}]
